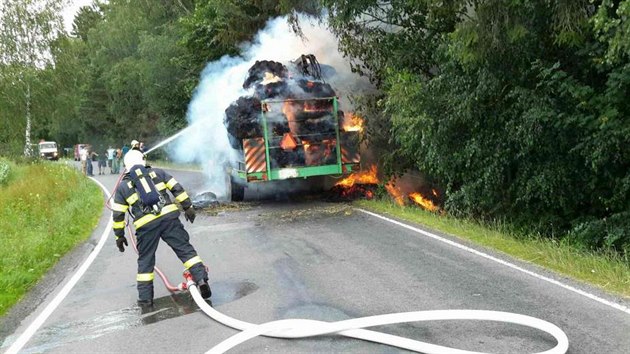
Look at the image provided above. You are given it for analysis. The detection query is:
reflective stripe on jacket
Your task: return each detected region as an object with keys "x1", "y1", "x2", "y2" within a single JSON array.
[{"x1": 111, "y1": 167, "x2": 192, "y2": 238}]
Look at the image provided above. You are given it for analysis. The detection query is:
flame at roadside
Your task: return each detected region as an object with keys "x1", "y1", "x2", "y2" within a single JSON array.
[
  {"x1": 409, "y1": 192, "x2": 439, "y2": 212},
  {"x1": 335, "y1": 164, "x2": 378, "y2": 188},
  {"x1": 384, "y1": 182, "x2": 405, "y2": 206},
  {"x1": 335, "y1": 165, "x2": 440, "y2": 212}
]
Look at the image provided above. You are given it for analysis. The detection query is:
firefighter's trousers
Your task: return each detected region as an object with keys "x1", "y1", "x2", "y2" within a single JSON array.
[{"x1": 135, "y1": 215, "x2": 208, "y2": 301}]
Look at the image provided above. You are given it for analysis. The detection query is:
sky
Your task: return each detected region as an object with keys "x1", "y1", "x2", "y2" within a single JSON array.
[{"x1": 62, "y1": 0, "x2": 94, "y2": 32}]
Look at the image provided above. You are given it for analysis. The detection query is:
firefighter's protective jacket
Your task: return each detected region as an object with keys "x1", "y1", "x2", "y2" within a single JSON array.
[{"x1": 111, "y1": 167, "x2": 192, "y2": 238}]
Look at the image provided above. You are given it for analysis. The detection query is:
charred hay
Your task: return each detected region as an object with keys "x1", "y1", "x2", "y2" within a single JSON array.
[
  {"x1": 224, "y1": 96, "x2": 262, "y2": 145},
  {"x1": 225, "y1": 55, "x2": 342, "y2": 154},
  {"x1": 243, "y1": 60, "x2": 288, "y2": 89}
]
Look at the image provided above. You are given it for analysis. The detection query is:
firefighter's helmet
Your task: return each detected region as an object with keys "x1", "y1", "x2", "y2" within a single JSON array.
[{"x1": 124, "y1": 149, "x2": 145, "y2": 170}]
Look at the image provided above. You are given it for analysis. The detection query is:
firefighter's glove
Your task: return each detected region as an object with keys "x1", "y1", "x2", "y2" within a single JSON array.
[
  {"x1": 116, "y1": 236, "x2": 128, "y2": 252},
  {"x1": 184, "y1": 207, "x2": 196, "y2": 224}
]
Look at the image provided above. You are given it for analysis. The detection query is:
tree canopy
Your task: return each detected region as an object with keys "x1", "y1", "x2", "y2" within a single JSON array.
[
  {"x1": 324, "y1": 0, "x2": 630, "y2": 254},
  {"x1": 0, "y1": 0, "x2": 628, "y2": 255}
]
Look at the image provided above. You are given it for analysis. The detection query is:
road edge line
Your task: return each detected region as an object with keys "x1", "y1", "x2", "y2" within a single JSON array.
[{"x1": 356, "y1": 208, "x2": 630, "y2": 315}]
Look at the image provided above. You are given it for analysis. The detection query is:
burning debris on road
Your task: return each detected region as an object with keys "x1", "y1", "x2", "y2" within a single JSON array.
[
  {"x1": 329, "y1": 164, "x2": 442, "y2": 211},
  {"x1": 328, "y1": 165, "x2": 379, "y2": 201}
]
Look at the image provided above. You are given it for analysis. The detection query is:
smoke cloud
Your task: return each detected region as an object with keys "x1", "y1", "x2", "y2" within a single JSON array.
[{"x1": 170, "y1": 15, "x2": 371, "y2": 200}]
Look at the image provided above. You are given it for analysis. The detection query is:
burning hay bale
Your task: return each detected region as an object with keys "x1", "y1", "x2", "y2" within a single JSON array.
[
  {"x1": 224, "y1": 97, "x2": 263, "y2": 149},
  {"x1": 243, "y1": 60, "x2": 288, "y2": 89},
  {"x1": 223, "y1": 54, "x2": 342, "y2": 154},
  {"x1": 243, "y1": 60, "x2": 289, "y2": 99},
  {"x1": 295, "y1": 79, "x2": 336, "y2": 98}
]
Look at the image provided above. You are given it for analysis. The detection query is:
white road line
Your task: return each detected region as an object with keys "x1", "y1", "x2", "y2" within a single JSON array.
[
  {"x1": 5, "y1": 178, "x2": 112, "y2": 354},
  {"x1": 356, "y1": 208, "x2": 630, "y2": 315}
]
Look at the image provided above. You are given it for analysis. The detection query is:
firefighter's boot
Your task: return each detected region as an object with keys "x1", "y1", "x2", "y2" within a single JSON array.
[
  {"x1": 137, "y1": 299, "x2": 154, "y2": 313},
  {"x1": 197, "y1": 279, "x2": 212, "y2": 299},
  {"x1": 188, "y1": 263, "x2": 211, "y2": 299}
]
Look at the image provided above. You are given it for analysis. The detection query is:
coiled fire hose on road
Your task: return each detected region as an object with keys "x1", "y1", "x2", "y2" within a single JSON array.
[
  {"x1": 107, "y1": 172, "x2": 569, "y2": 354},
  {"x1": 186, "y1": 281, "x2": 568, "y2": 354}
]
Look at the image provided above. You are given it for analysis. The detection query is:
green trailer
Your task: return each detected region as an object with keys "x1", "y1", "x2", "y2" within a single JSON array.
[{"x1": 230, "y1": 96, "x2": 361, "y2": 200}]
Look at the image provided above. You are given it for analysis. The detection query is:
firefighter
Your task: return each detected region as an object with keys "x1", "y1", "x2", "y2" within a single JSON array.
[
  {"x1": 130, "y1": 139, "x2": 147, "y2": 153},
  {"x1": 111, "y1": 148, "x2": 211, "y2": 307}
]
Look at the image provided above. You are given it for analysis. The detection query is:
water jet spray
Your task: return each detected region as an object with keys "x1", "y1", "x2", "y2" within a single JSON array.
[{"x1": 145, "y1": 121, "x2": 204, "y2": 155}]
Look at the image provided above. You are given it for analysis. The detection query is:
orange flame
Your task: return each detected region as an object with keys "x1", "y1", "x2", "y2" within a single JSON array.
[
  {"x1": 342, "y1": 112, "x2": 364, "y2": 132},
  {"x1": 282, "y1": 101, "x2": 295, "y2": 118},
  {"x1": 303, "y1": 101, "x2": 330, "y2": 112},
  {"x1": 282, "y1": 101, "x2": 300, "y2": 135},
  {"x1": 385, "y1": 182, "x2": 405, "y2": 206},
  {"x1": 409, "y1": 192, "x2": 439, "y2": 212},
  {"x1": 335, "y1": 164, "x2": 378, "y2": 188}
]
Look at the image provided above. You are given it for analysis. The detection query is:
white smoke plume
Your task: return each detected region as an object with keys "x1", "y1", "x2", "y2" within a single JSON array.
[{"x1": 170, "y1": 15, "x2": 371, "y2": 200}]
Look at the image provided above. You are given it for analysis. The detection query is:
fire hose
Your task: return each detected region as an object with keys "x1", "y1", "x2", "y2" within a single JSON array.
[
  {"x1": 185, "y1": 280, "x2": 568, "y2": 354},
  {"x1": 107, "y1": 173, "x2": 569, "y2": 354}
]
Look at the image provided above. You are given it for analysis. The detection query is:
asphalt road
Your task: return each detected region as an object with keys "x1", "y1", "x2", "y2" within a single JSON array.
[{"x1": 1, "y1": 167, "x2": 629, "y2": 353}]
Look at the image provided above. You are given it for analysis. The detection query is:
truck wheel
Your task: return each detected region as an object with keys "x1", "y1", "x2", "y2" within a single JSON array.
[{"x1": 230, "y1": 178, "x2": 245, "y2": 202}]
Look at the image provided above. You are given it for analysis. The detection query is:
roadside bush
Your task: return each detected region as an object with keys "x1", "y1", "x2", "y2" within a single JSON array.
[{"x1": 569, "y1": 212, "x2": 630, "y2": 259}]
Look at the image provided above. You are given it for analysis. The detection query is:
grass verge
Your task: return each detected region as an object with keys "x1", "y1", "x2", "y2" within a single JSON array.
[
  {"x1": 356, "y1": 199, "x2": 630, "y2": 299},
  {"x1": 0, "y1": 161, "x2": 103, "y2": 316}
]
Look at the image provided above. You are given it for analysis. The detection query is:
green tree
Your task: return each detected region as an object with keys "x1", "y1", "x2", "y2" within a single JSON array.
[
  {"x1": 323, "y1": 0, "x2": 630, "y2": 254},
  {"x1": 0, "y1": 0, "x2": 65, "y2": 156}
]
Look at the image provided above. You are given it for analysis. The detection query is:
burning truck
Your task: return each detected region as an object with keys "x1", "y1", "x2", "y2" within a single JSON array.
[{"x1": 224, "y1": 54, "x2": 362, "y2": 201}]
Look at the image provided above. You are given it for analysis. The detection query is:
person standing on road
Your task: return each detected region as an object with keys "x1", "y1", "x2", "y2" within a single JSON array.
[
  {"x1": 86, "y1": 145, "x2": 96, "y2": 176},
  {"x1": 110, "y1": 148, "x2": 211, "y2": 307},
  {"x1": 80, "y1": 146, "x2": 89, "y2": 175},
  {"x1": 98, "y1": 148, "x2": 107, "y2": 175},
  {"x1": 107, "y1": 146, "x2": 115, "y2": 174},
  {"x1": 112, "y1": 147, "x2": 122, "y2": 174},
  {"x1": 121, "y1": 143, "x2": 130, "y2": 157}
]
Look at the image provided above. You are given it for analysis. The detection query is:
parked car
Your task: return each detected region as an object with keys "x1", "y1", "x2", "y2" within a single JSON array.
[{"x1": 38, "y1": 141, "x2": 59, "y2": 161}]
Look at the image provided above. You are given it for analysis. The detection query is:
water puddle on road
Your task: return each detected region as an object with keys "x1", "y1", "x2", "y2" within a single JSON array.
[{"x1": 15, "y1": 280, "x2": 258, "y2": 353}]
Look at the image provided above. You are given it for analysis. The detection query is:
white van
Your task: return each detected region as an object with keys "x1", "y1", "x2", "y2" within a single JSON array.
[{"x1": 38, "y1": 141, "x2": 59, "y2": 161}]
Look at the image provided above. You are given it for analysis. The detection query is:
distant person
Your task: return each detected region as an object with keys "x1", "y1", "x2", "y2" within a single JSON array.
[
  {"x1": 121, "y1": 144, "x2": 130, "y2": 157},
  {"x1": 111, "y1": 148, "x2": 211, "y2": 308},
  {"x1": 98, "y1": 149, "x2": 107, "y2": 175},
  {"x1": 107, "y1": 146, "x2": 115, "y2": 174},
  {"x1": 86, "y1": 146, "x2": 95, "y2": 176},
  {"x1": 80, "y1": 146, "x2": 89, "y2": 175},
  {"x1": 113, "y1": 147, "x2": 122, "y2": 174},
  {"x1": 130, "y1": 139, "x2": 146, "y2": 153}
]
